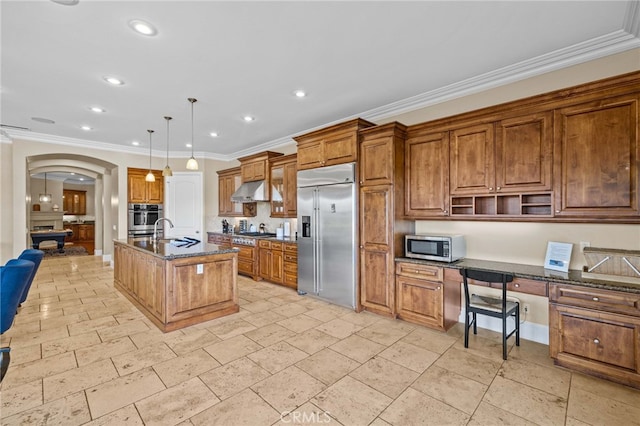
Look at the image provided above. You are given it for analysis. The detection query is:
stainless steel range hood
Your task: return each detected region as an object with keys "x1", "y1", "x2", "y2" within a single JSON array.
[{"x1": 230, "y1": 180, "x2": 268, "y2": 203}]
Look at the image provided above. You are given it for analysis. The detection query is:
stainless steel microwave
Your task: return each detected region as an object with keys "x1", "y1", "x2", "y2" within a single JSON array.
[{"x1": 405, "y1": 234, "x2": 466, "y2": 262}]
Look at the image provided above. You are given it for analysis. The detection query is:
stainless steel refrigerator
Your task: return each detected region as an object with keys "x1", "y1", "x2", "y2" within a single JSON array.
[{"x1": 297, "y1": 163, "x2": 357, "y2": 309}]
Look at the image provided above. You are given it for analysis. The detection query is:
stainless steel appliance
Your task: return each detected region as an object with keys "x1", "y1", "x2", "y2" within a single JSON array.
[
  {"x1": 297, "y1": 163, "x2": 357, "y2": 309},
  {"x1": 405, "y1": 234, "x2": 466, "y2": 262},
  {"x1": 128, "y1": 203, "x2": 163, "y2": 236}
]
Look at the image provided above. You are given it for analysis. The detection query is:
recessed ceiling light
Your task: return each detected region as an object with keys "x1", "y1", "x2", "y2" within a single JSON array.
[
  {"x1": 79, "y1": 177, "x2": 84, "y2": 181},
  {"x1": 186, "y1": 143, "x2": 192, "y2": 148},
  {"x1": 132, "y1": 141, "x2": 140, "y2": 146},
  {"x1": 31, "y1": 117, "x2": 55, "y2": 124},
  {"x1": 210, "y1": 132, "x2": 218, "y2": 137},
  {"x1": 128, "y1": 19, "x2": 158, "y2": 36},
  {"x1": 50, "y1": 0, "x2": 79, "y2": 5},
  {"x1": 103, "y1": 76, "x2": 125, "y2": 86},
  {"x1": 243, "y1": 116, "x2": 255, "y2": 122},
  {"x1": 81, "y1": 125, "x2": 92, "y2": 131},
  {"x1": 294, "y1": 90, "x2": 307, "y2": 98},
  {"x1": 90, "y1": 106, "x2": 105, "y2": 113},
  {"x1": 70, "y1": 172, "x2": 76, "y2": 175}
]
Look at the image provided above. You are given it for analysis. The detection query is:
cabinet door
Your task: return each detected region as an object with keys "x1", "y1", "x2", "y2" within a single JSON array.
[
  {"x1": 496, "y1": 111, "x2": 553, "y2": 192},
  {"x1": 405, "y1": 132, "x2": 450, "y2": 217},
  {"x1": 360, "y1": 135, "x2": 393, "y2": 186},
  {"x1": 271, "y1": 249, "x2": 284, "y2": 284},
  {"x1": 360, "y1": 185, "x2": 394, "y2": 315},
  {"x1": 450, "y1": 123, "x2": 495, "y2": 195},
  {"x1": 554, "y1": 94, "x2": 639, "y2": 217},
  {"x1": 147, "y1": 172, "x2": 164, "y2": 204},
  {"x1": 324, "y1": 133, "x2": 357, "y2": 166},
  {"x1": 550, "y1": 304, "x2": 640, "y2": 374},
  {"x1": 396, "y1": 275, "x2": 443, "y2": 329},
  {"x1": 270, "y1": 164, "x2": 285, "y2": 217},
  {"x1": 63, "y1": 191, "x2": 73, "y2": 214},
  {"x1": 284, "y1": 161, "x2": 297, "y2": 217},
  {"x1": 297, "y1": 140, "x2": 324, "y2": 170},
  {"x1": 259, "y1": 247, "x2": 271, "y2": 280},
  {"x1": 128, "y1": 171, "x2": 147, "y2": 203}
]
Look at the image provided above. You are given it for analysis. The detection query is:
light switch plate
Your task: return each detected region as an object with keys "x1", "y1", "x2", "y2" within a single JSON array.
[{"x1": 196, "y1": 264, "x2": 203, "y2": 274}]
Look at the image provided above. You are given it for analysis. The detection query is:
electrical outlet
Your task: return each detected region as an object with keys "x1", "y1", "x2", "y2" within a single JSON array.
[
  {"x1": 523, "y1": 304, "x2": 530, "y2": 314},
  {"x1": 580, "y1": 241, "x2": 591, "y2": 252}
]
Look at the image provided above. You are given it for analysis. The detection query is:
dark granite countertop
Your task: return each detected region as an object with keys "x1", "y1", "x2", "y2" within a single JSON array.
[
  {"x1": 115, "y1": 238, "x2": 239, "y2": 260},
  {"x1": 207, "y1": 231, "x2": 297, "y2": 244},
  {"x1": 396, "y1": 257, "x2": 640, "y2": 295}
]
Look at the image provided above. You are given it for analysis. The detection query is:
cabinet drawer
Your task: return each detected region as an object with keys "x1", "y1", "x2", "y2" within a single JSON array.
[
  {"x1": 271, "y1": 242, "x2": 283, "y2": 251},
  {"x1": 284, "y1": 243, "x2": 297, "y2": 253},
  {"x1": 238, "y1": 260, "x2": 254, "y2": 275},
  {"x1": 284, "y1": 272, "x2": 298, "y2": 288},
  {"x1": 551, "y1": 305, "x2": 638, "y2": 371},
  {"x1": 550, "y1": 283, "x2": 640, "y2": 317},
  {"x1": 284, "y1": 262, "x2": 297, "y2": 273},
  {"x1": 396, "y1": 262, "x2": 443, "y2": 282},
  {"x1": 284, "y1": 254, "x2": 297, "y2": 263},
  {"x1": 444, "y1": 268, "x2": 547, "y2": 296},
  {"x1": 258, "y1": 240, "x2": 271, "y2": 249},
  {"x1": 236, "y1": 246, "x2": 255, "y2": 260}
]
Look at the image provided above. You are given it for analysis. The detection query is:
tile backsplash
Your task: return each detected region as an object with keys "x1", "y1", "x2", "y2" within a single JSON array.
[{"x1": 208, "y1": 202, "x2": 297, "y2": 236}]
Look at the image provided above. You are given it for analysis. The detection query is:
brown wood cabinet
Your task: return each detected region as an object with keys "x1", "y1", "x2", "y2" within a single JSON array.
[
  {"x1": 238, "y1": 151, "x2": 283, "y2": 187},
  {"x1": 127, "y1": 168, "x2": 163, "y2": 204},
  {"x1": 404, "y1": 131, "x2": 450, "y2": 217},
  {"x1": 283, "y1": 242, "x2": 298, "y2": 289},
  {"x1": 207, "y1": 232, "x2": 232, "y2": 246},
  {"x1": 359, "y1": 123, "x2": 412, "y2": 316},
  {"x1": 258, "y1": 240, "x2": 284, "y2": 284},
  {"x1": 64, "y1": 223, "x2": 94, "y2": 254},
  {"x1": 217, "y1": 167, "x2": 256, "y2": 217},
  {"x1": 270, "y1": 154, "x2": 297, "y2": 218},
  {"x1": 443, "y1": 268, "x2": 548, "y2": 297},
  {"x1": 553, "y1": 94, "x2": 639, "y2": 218},
  {"x1": 114, "y1": 241, "x2": 239, "y2": 332},
  {"x1": 62, "y1": 190, "x2": 86, "y2": 215},
  {"x1": 396, "y1": 261, "x2": 460, "y2": 331},
  {"x1": 549, "y1": 282, "x2": 640, "y2": 389},
  {"x1": 295, "y1": 118, "x2": 375, "y2": 170}
]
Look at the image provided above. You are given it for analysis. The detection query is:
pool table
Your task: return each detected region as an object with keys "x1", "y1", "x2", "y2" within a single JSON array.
[{"x1": 30, "y1": 229, "x2": 73, "y2": 252}]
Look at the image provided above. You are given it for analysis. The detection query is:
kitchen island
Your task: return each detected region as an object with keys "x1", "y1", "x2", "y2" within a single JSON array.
[{"x1": 114, "y1": 238, "x2": 239, "y2": 332}]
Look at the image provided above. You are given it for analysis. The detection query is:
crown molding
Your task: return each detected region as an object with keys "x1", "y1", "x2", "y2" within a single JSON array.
[{"x1": 363, "y1": 29, "x2": 640, "y2": 122}]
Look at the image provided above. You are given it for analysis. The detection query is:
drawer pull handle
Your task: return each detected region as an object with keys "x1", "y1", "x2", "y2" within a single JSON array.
[
  {"x1": 592, "y1": 297, "x2": 599, "y2": 302},
  {"x1": 514, "y1": 284, "x2": 520, "y2": 288},
  {"x1": 436, "y1": 286, "x2": 441, "y2": 290},
  {"x1": 593, "y1": 338, "x2": 600, "y2": 345}
]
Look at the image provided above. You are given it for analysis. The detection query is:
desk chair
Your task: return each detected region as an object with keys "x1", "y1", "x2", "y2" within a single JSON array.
[
  {"x1": 17, "y1": 249, "x2": 44, "y2": 305},
  {"x1": 461, "y1": 268, "x2": 519, "y2": 360},
  {"x1": 1, "y1": 259, "x2": 35, "y2": 382}
]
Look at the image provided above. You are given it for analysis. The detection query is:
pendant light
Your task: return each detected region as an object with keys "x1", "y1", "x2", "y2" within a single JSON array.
[
  {"x1": 39, "y1": 172, "x2": 52, "y2": 203},
  {"x1": 145, "y1": 129, "x2": 156, "y2": 182},
  {"x1": 186, "y1": 97, "x2": 199, "y2": 170},
  {"x1": 162, "y1": 116, "x2": 173, "y2": 177}
]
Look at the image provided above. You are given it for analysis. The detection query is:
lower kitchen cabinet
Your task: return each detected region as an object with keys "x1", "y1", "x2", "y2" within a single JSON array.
[
  {"x1": 549, "y1": 282, "x2": 640, "y2": 389},
  {"x1": 395, "y1": 261, "x2": 460, "y2": 331},
  {"x1": 283, "y1": 243, "x2": 297, "y2": 289},
  {"x1": 259, "y1": 240, "x2": 284, "y2": 284},
  {"x1": 236, "y1": 245, "x2": 258, "y2": 279}
]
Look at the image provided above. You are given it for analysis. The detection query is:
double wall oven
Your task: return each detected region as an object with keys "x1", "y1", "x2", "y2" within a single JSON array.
[{"x1": 128, "y1": 203, "x2": 163, "y2": 237}]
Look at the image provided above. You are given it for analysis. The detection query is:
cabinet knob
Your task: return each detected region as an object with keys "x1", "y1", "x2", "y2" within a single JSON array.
[
  {"x1": 415, "y1": 270, "x2": 420, "y2": 274},
  {"x1": 436, "y1": 286, "x2": 441, "y2": 290},
  {"x1": 359, "y1": 245, "x2": 363, "y2": 249},
  {"x1": 514, "y1": 283, "x2": 520, "y2": 288},
  {"x1": 443, "y1": 210, "x2": 448, "y2": 214},
  {"x1": 555, "y1": 210, "x2": 560, "y2": 213},
  {"x1": 497, "y1": 186, "x2": 501, "y2": 190},
  {"x1": 592, "y1": 297, "x2": 599, "y2": 302},
  {"x1": 593, "y1": 338, "x2": 600, "y2": 345},
  {"x1": 489, "y1": 187, "x2": 493, "y2": 191}
]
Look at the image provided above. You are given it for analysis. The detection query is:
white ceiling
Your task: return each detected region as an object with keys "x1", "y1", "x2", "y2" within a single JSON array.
[{"x1": 2, "y1": 1, "x2": 639, "y2": 160}]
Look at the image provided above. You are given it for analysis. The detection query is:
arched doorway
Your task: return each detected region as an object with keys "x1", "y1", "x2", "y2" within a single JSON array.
[{"x1": 26, "y1": 154, "x2": 119, "y2": 259}]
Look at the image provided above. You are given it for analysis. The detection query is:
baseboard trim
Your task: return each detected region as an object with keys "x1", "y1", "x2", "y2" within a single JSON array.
[{"x1": 458, "y1": 311, "x2": 549, "y2": 345}]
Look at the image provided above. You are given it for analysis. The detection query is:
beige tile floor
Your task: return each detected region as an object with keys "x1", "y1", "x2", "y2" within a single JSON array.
[{"x1": 1, "y1": 255, "x2": 639, "y2": 425}]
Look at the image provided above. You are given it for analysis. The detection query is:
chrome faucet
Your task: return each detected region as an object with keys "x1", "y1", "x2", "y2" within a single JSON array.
[{"x1": 153, "y1": 218, "x2": 174, "y2": 242}]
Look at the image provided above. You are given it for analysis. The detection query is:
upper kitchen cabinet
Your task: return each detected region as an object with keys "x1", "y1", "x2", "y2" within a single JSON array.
[
  {"x1": 128, "y1": 168, "x2": 163, "y2": 204},
  {"x1": 270, "y1": 154, "x2": 297, "y2": 218},
  {"x1": 404, "y1": 130, "x2": 450, "y2": 218},
  {"x1": 238, "y1": 151, "x2": 283, "y2": 183},
  {"x1": 217, "y1": 167, "x2": 256, "y2": 217},
  {"x1": 449, "y1": 112, "x2": 553, "y2": 196},
  {"x1": 62, "y1": 189, "x2": 86, "y2": 215},
  {"x1": 554, "y1": 94, "x2": 639, "y2": 218},
  {"x1": 294, "y1": 118, "x2": 375, "y2": 170}
]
